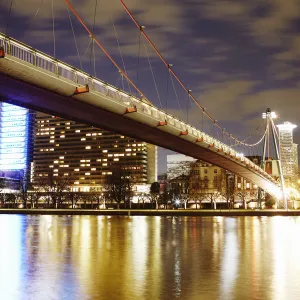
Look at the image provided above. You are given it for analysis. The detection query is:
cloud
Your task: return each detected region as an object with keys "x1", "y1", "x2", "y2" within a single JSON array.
[{"x1": 241, "y1": 88, "x2": 300, "y2": 123}]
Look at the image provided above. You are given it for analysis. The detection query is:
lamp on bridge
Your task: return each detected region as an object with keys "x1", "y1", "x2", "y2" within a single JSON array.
[{"x1": 262, "y1": 108, "x2": 277, "y2": 119}]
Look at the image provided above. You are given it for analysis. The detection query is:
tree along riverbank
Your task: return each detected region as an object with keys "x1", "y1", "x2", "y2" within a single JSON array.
[{"x1": 1, "y1": 208, "x2": 300, "y2": 216}]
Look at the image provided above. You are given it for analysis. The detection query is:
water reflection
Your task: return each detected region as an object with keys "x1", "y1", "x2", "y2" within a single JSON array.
[{"x1": 1, "y1": 215, "x2": 300, "y2": 299}]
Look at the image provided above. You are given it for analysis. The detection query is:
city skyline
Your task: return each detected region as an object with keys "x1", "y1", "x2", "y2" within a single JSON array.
[{"x1": 0, "y1": 0, "x2": 299, "y2": 173}]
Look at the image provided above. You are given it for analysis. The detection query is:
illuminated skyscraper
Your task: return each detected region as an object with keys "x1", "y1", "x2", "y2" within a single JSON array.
[
  {"x1": 277, "y1": 122, "x2": 298, "y2": 185},
  {"x1": 0, "y1": 103, "x2": 35, "y2": 183},
  {"x1": 32, "y1": 112, "x2": 157, "y2": 191}
]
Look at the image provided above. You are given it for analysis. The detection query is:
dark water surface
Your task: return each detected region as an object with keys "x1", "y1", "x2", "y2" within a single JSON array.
[{"x1": 1, "y1": 215, "x2": 300, "y2": 300}]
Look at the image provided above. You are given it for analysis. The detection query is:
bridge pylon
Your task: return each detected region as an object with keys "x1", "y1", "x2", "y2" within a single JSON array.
[{"x1": 258, "y1": 108, "x2": 287, "y2": 209}]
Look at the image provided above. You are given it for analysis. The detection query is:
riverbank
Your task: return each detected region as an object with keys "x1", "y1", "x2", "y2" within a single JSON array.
[{"x1": 1, "y1": 208, "x2": 300, "y2": 216}]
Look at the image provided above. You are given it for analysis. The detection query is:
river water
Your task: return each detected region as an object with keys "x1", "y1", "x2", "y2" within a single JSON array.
[{"x1": 1, "y1": 215, "x2": 300, "y2": 300}]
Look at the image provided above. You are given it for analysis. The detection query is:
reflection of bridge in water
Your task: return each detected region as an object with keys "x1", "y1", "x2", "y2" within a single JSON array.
[{"x1": 0, "y1": 2, "x2": 282, "y2": 202}]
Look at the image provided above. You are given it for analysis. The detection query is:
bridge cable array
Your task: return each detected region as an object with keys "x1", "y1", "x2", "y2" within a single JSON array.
[
  {"x1": 5, "y1": 0, "x2": 14, "y2": 35},
  {"x1": 66, "y1": 2, "x2": 83, "y2": 70},
  {"x1": 120, "y1": 0, "x2": 268, "y2": 149},
  {"x1": 51, "y1": 0, "x2": 56, "y2": 58},
  {"x1": 64, "y1": 0, "x2": 149, "y2": 102}
]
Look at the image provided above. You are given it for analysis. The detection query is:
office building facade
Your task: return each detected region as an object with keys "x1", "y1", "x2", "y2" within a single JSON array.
[{"x1": 33, "y1": 112, "x2": 157, "y2": 191}]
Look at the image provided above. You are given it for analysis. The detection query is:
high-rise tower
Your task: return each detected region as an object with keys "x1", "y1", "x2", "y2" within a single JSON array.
[
  {"x1": 277, "y1": 122, "x2": 298, "y2": 185},
  {"x1": 0, "y1": 102, "x2": 35, "y2": 186}
]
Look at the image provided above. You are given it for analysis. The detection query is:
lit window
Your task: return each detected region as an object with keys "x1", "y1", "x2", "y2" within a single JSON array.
[
  {"x1": 76, "y1": 130, "x2": 80, "y2": 133},
  {"x1": 86, "y1": 164, "x2": 90, "y2": 166},
  {"x1": 80, "y1": 160, "x2": 85, "y2": 162},
  {"x1": 91, "y1": 168, "x2": 96, "y2": 171},
  {"x1": 54, "y1": 160, "x2": 58, "y2": 163},
  {"x1": 74, "y1": 181, "x2": 79, "y2": 185},
  {"x1": 56, "y1": 144, "x2": 59, "y2": 146},
  {"x1": 80, "y1": 164, "x2": 85, "y2": 167},
  {"x1": 92, "y1": 133, "x2": 97, "y2": 136},
  {"x1": 121, "y1": 136, "x2": 124, "y2": 138},
  {"x1": 114, "y1": 145, "x2": 118, "y2": 148},
  {"x1": 108, "y1": 154, "x2": 113, "y2": 157},
  {"x1": 81, "y1": 138, "x2": 86, "y2": 141},
  {"x1": 114, "y1": 158, "x2": 119, "y2": 161},
  {"x1": 74, "y1": 168, "x2": 79, "y2": 171},
  {"x1": 97, "y1": 159, "x2": 101, "y2": 162},
  {"x1": 86, "y1": 146, "x2": 91, "y2": 149},
  {"x1": 102, "y1": 163, "x2": 107, "y2": 166},
  {"x1": 85, "y1": 172, "x2": 90, "y2": 175},
  {"x1": 102, "y1": 150, "x2": 108, "y2": 153},
  {"x1": 49, "y1": 165, "x2": 54, "y2": 168},
  {"x1": 60, "y1": 135, "x2": 65, "y2": 138},
  {"x1": 98, "y1": 133, "x2": 102, "y2": 136},
  {"x1": 59, "y1": 156, "x2": 64, "y2": 159},
  {"x1": 53, "y1": 169, "x2": 58, "y2": 172},
  {"x1": 86, "y1": 133, "x2": 91, "y2": 136}
]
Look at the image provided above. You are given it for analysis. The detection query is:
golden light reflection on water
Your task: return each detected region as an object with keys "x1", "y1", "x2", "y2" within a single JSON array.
[{"x1": 1, "y1": 215, "x2": 300, "y2": 299}]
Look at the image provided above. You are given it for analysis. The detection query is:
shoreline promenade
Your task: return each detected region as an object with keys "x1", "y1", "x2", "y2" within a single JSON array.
[{"x1": 1, "y1": 209, "x2": 300, "y2": 216}]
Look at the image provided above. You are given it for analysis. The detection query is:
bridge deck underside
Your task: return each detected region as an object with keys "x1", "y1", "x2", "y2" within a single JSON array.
[{"x1": 0, "y1": 57, "x2": 275, "y2": 192}]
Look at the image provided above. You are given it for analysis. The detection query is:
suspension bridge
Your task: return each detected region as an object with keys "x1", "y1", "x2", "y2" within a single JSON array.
[{"x1": 0, "y1": 1, "x2": 285, "y2": 204}]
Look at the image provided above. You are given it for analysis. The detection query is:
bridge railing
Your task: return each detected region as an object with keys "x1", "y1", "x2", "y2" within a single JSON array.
[{"x1": 0, "y1": 33, "x2": 276, "y2": 184}]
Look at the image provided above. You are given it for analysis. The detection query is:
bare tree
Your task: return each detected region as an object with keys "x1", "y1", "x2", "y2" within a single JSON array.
[
  {"x1": 65, "y1": 186, "x2": 82, "y2": 209},
  {"x1": 0, "y1": 179, "x2": 7, "y2": 207},
  {"x1": 137, "y1": 192, "x2": 148, "y2": 208},
  {"x1": 105, "y1": 166, "x2": 133, "y2": 209},
  {"x1": 220, "y1": 172, "x2": 235, "y2": 209},
  {"x1": 150, "y1": 182, "x2": 160, "y2": 209},
  {"x1": 235, "y1": 179, "x2": 251, "y2": 209},
  {"x1": 89, "y1": 187, "x2": 102, "y2": 209},
  {"x1": 43, "y1": 172, "x2": 70, "y2": 208}
]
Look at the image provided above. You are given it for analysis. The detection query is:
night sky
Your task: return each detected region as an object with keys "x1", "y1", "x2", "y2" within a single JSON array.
[{"x1": 1, "y1": 0, "x2": 300, "y2": 174}]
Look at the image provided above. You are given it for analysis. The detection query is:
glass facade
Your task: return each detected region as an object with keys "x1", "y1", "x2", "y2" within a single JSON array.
[{"x1": 0, "y1": 103, "x2": 34, "y2": 180}]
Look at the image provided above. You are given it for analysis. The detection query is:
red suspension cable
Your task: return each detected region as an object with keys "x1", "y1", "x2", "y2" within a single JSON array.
[
  {"x1": 64, "y1": 0, "x2": 148, "y2": 101},
  {"x1": 120, "y1": 0, "x2": 247, "y2": 145}
]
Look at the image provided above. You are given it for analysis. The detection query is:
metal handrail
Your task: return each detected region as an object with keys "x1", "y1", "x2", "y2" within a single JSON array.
[{"x1": 0, "y1": 33, "x2": 278, "y2": 185}]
